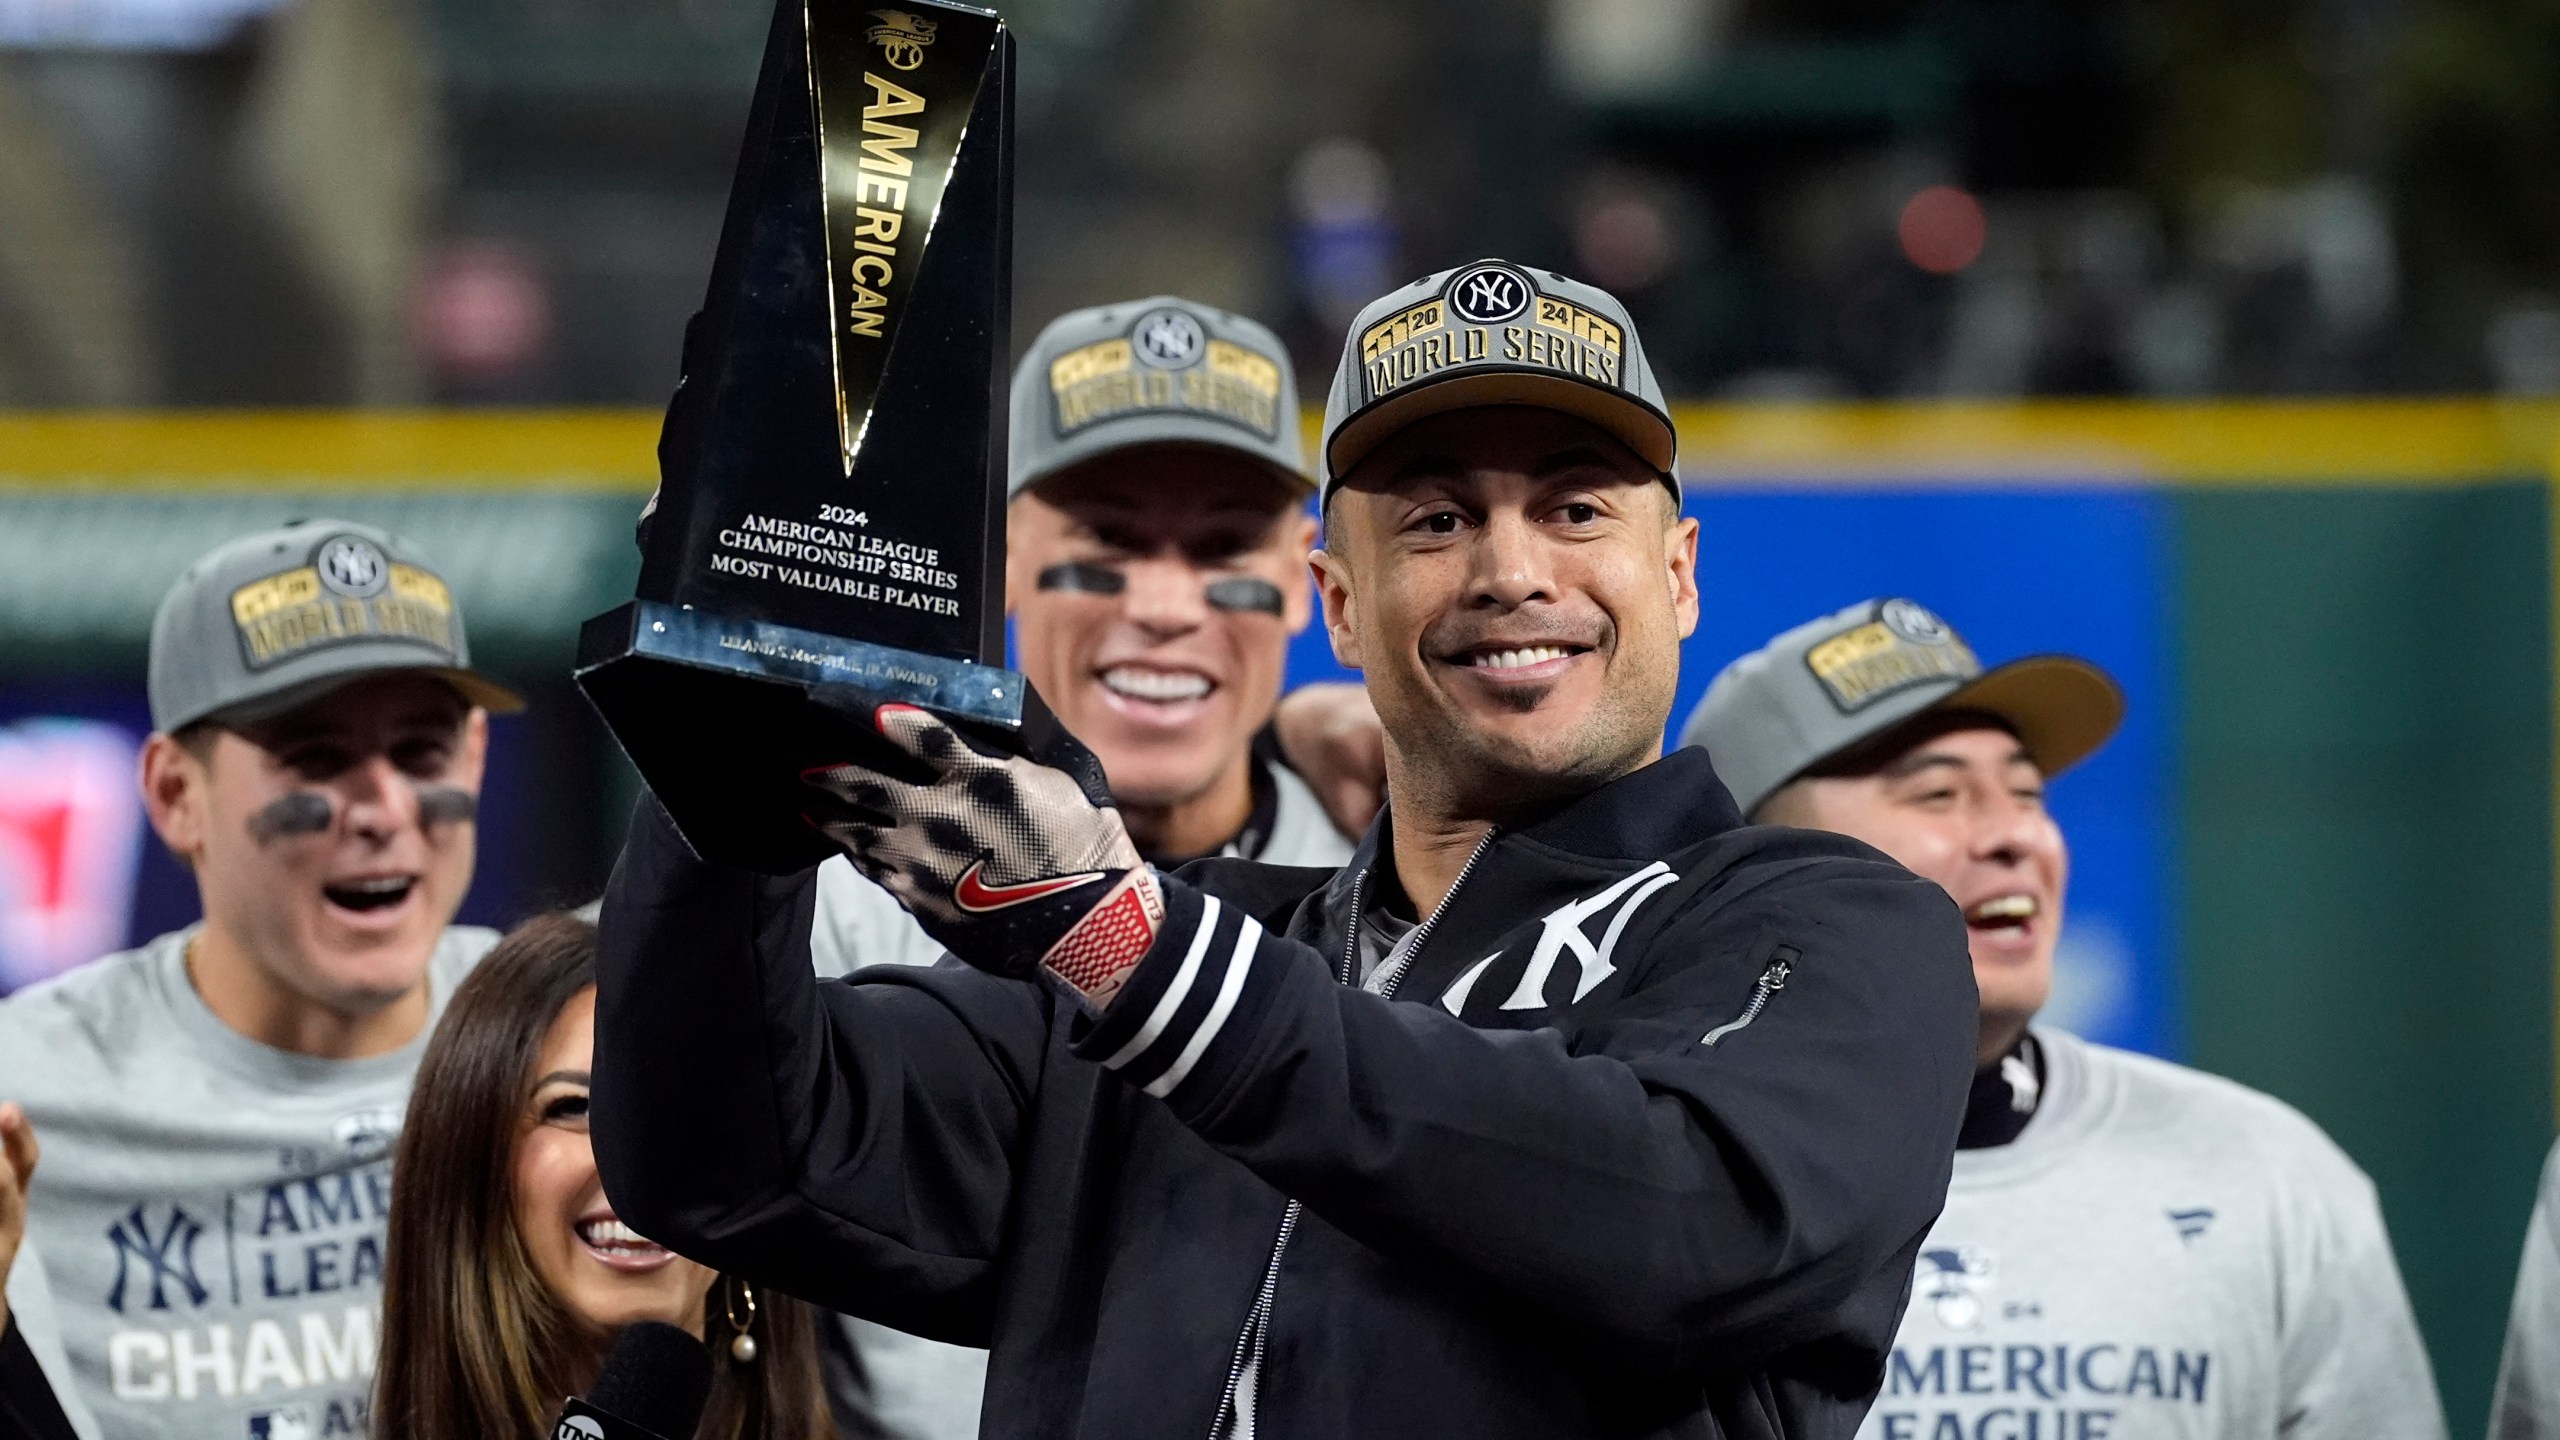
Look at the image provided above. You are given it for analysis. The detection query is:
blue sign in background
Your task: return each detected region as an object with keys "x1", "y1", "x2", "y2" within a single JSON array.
[{"x1": 1282, "y1": 486, "x2": 2178, "y2": 1059}]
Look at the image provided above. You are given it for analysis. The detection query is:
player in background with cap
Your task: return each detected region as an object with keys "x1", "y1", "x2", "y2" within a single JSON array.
[
  {"x1": 803, "y1": 293, "x2": 1366, "y2": 1432},
  {"x1": 809, "y1": 296, "x2": 1356, "y2": 985},
  {"x1": 0, "y1": 520, "x2": 516, "y2": 1440},
  {"x1": 800, "y1": 296, "x2": 1358, "y2": 1439},
  {"x1": 593, "y1": 260, "x2": 1976, "y2": 1438},
  {"x1": 1684, "y1": 598, "x2": 2445, "y2": 1440}
]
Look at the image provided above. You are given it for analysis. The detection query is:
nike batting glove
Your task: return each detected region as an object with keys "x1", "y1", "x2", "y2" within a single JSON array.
[{"x1": 802, "y1": 702, "x2": 1163, "y2": 1008}]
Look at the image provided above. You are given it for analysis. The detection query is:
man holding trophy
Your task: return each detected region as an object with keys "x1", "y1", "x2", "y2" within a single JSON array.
[{"x1": 579, "y1": 3, "x2": 1978, "y2": 1434}]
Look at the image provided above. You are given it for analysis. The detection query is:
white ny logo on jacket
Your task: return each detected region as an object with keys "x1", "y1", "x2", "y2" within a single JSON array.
[{"x1": 1438, "y1": 862, "x2": 1681, "y2": 1015}]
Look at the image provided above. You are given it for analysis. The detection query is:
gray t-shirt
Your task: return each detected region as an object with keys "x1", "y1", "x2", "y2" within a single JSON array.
[
  {"x1": 808, "y1": 757, "x2": 1353, "y2": 1440},
  {"x1": 0, "y1": 924, "x2": 494, "y2": 1440},
  {"x1": 2489, "y1": 1138, "x2": 2560, "y2": 1438},
  {"x1": 1859, "y1": 1028, "x2": 2445, "y2": 1440}
]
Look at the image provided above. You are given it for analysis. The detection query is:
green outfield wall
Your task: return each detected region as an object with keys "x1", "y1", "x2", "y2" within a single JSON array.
[{"x1": 2182, "y1": 484, "x2": 2552, "y2": 1433}]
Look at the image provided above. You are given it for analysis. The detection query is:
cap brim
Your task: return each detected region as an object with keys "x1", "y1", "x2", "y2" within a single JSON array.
[
  {"x1": 208, "y1": 664, "x2": 526, "y2": 730},
  {"x1": 1326, "y1": 369, "x2": 1677, "y2": 483},
  {"x1": 1932, "y1": 655, "x2": 2125, "y2": 781}
]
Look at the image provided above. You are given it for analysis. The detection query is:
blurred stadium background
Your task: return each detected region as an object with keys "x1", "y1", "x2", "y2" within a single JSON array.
[{"x1": 2, "y1": 0, "x2": 2557, "y2": 1431}]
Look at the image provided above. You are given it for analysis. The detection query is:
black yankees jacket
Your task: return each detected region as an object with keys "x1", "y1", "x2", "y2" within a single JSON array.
[{"x1": 592, "y1": 747, "x2": 1977, "y2": 1439}]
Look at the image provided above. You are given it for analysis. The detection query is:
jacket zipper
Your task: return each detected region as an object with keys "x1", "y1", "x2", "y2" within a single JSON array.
[
  {"x1": 1207, "y1": 833, "x2": 1498, "y2": 1439},
  {"x1": 1701, "y1": 949, "x2": 1794, "y2": 1047}
]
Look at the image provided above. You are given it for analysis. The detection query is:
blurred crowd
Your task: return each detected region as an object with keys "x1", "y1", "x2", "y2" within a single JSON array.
[{"x1": 6, "y1": 0, "x2": 2560, "y2": 407}]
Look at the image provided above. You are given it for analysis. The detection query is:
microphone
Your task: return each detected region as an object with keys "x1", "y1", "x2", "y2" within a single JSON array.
[{"x1": 552, "y1": 1321, "x2": 714, "y2": 1440}]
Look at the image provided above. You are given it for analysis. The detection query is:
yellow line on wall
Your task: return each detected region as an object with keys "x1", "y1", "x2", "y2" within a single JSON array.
[
  {"x1": 0, "y1": 410, "x2": 661, "y2": 487},
  {"x1": 3, "y1": 400, "x2": 2558, "y2": 491},
  {"x1": 1671, "y1": 399, "x2": 2560, "y2": 485}
]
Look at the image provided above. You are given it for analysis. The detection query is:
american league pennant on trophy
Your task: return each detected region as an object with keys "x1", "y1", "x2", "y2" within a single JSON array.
[
  {"x1": 576, "y1": 0, "x2": 1023, "y2": 873},
  {"x1": 814, "y1": 5, "x2": 994, "y2": 474}
]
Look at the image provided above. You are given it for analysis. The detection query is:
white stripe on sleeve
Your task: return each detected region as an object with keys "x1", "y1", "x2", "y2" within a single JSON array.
[
  {"x1": 1101, "y1": 895, "x2": 1222, "y2": 1071},
  {"x1": 1142, "y1": 916, "x2": 1263, "y2": 1100}
]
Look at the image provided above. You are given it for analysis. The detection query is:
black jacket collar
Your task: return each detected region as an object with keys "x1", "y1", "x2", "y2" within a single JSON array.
[
  {"x1": 1334, "y1": 748, "x2": 1741, "y2": 898},
  {"x1": 1303, "y1": 748, "x2": 1746, "y2": 986}
]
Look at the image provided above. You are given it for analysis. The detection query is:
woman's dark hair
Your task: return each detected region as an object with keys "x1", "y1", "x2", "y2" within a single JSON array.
[{"x1": 372, "y1": 910, "x2": 835, "y2": 1439}]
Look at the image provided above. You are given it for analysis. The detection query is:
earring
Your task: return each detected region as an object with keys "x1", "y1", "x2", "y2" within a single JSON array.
[{"x1": 725, "y1": 1278, "x2": 759, "y2": 1363}]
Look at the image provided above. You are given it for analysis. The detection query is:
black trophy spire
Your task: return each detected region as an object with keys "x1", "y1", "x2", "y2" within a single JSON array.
[{"x1": 579, "y1": 0, "x2": 1018, "y2": 872}]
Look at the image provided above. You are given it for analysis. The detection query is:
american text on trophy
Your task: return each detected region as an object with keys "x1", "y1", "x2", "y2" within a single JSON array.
[{"x1": 577, "y1": 0, "x2": 1016, "y2": 872}]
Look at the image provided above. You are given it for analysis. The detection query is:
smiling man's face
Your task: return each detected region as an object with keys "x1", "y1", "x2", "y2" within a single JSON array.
[
  {"x1": 155, "y1": 672, "x2": 486, "y2": 1016},
  {"x1": 1005, "y1": 447, "x2": 1314, "y2": 814},
  {"x1": 1313, "y1": 405, "x2": 1698, "y2": 818},
  {"x1": 1761, "y1": 719, "x2": 2067, "y2": 1065}
]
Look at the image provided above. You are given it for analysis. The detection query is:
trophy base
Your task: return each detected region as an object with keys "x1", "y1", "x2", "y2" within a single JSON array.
[{"x1": 576, "y1": 600, "x2": 1025, "y2": 874}]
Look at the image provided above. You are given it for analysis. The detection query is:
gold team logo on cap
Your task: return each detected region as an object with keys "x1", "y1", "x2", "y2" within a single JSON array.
[
  {"x1": 227, "y1": 537, "x2": 457, "y2": 671},
  {"x1": 1358, "y1": 267, "x2": 1623, "y2": 405},
  {"x1": 1804, "y1": 602, "x2": 1980, "y2": 712},
  {"x1": 866, "y1": 8, "x2": 937, "y2": 69},
  {"x1": 1047, "y1": 315, "x2": 1282, "y2": 440}
]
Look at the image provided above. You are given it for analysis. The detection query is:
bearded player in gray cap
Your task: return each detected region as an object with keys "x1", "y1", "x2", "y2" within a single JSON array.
[
  {"x1": 0, "y1": 520, "x2": 516, "y2": 1439},
  {"x1": 1684, "y1": 598, "x2": 2444, "y2": 1440},
  {"x1": 594, "y1": 258, "x2": 1976, "y2": 1439}
]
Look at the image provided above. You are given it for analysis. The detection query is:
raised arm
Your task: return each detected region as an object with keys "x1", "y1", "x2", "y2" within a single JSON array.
[
  {"x1": 798, "y1": 704, "x2": 1974, "y2": 1373},
  {"x1": 591, "y1": 796, "x2": 1051, "y2": 1343},
  {"x1": 2, "y1": 1119, "x2": 97, "y2": 1440}
]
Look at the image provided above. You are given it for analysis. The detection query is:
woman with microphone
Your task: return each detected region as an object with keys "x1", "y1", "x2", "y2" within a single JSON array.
[{"x1": 374, "y1": 912, "x2": 863, "y2": 1439}]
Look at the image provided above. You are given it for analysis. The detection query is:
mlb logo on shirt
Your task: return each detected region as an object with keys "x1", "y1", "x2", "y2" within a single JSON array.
[
  {"x1": 248, "y1": 1404, "x2": 317, "y2": 1440},
  {"x1": 1918, "y1": 1246, "x2": 1996, "y2": 1331}
]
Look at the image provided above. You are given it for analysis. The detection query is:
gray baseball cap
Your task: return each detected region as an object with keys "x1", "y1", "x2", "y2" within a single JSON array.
[
  {"x1": 1679, "y1": 597, "x2": 2124, "y2": 818},
  {"x1": 1009, "y1": 296, "x2": 1306, "y2": 498},
  {"x1": 1318, "y1": 259, "x2": 1676, "y2": 505},
  {"x1": 148, "y1": 519, "x2": 524, "y2": 734}
]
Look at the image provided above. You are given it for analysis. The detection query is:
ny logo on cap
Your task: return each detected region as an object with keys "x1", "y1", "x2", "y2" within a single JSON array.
[
  {"x1": 1446, "y1": 263, "x2": 1532, "y2": 325},
  {"x1": 1880, "y1": 597, "x2": 1952, "y2": 645},
  {"x1": 1131, "y1": 308, "x2": 1206, "y2": 368},
  {"x1": 315, "y1": 536, "x2": 389, "y2": 598}
]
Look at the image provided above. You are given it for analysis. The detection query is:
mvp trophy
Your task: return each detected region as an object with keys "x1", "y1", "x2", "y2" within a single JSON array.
[{"x1": 578, "y1": 0, "x2": 1021, "y2": 873}]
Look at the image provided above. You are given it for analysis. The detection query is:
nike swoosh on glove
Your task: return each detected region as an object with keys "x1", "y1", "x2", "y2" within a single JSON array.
[{"x1": 802, "y1": 703, "x2": 1164, "y2": 1008}]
